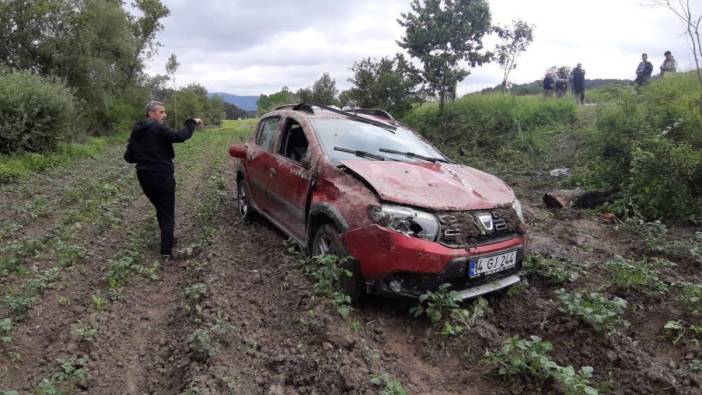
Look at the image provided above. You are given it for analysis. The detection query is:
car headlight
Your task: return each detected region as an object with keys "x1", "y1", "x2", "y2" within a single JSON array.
[
  {"x1": 512, "y1": 199, "x2": 525, "y2": 223},
  {"x1": 368, "y1": 204, "x2": 439, "y2": 241}
]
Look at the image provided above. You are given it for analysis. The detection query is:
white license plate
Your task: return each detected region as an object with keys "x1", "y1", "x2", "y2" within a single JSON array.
[{"x1": 469, "y1": 251, "x2": 517, "y2": 278}]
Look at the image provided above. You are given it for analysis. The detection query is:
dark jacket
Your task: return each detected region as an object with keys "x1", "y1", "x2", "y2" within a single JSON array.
[
  {"x1": 543, "y1": 75, "x2": 555, "y2": 90},
  {"x1": 571, "y1": 68, "x2": 585, "y2": 90},
  {"x1": 124, "y1": 119, "x2": 196, "y2": 172}
]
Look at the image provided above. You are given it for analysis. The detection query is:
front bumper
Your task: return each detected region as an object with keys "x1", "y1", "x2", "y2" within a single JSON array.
[{"x1": 342, "y1": 224, "x2": 525, "y2": 299}]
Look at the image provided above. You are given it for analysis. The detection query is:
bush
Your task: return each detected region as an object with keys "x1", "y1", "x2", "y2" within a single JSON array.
[{"x1": 0, "y1": 70, "x2": 77, "y2": 153}]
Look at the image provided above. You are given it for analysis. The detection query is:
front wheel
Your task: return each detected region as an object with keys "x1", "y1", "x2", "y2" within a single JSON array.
[
  {"x1": 236, "y1": 177, "x2": 255, "y2": 221},
  {"x1": 311, "y1": 224, "x2": 364, "y2": 302}
]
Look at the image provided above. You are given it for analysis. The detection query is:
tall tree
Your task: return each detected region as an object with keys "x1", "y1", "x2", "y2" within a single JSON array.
[
  {"x1": 311, "y1": 72, "x2": 338, "y2": 105},
  {"x1": 348, "y1": 54, "x2": 422, "y2": 116},
  {"x1": 166, "y1": 53, "x2": 180, "y2": 125},
  {"x1": 493, "y1": 20, "x2": 534, "y2": 93},
  {"x1": 398, "y1": 0, "x2": 492, "y2": 112}
]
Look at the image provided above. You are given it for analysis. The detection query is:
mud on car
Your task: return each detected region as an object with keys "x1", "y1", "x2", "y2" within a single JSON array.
[{"x1": 229, "y1": 103, "x2": 527, "y2": 301}]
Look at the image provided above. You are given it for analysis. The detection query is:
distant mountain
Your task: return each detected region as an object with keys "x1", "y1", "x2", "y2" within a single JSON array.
[{"x1": 209, "y1": 92, "x2": 258, "y2": 112}]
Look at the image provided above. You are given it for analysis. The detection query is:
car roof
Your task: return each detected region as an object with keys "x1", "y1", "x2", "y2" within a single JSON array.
[{"x1": 266, "y1": 103, "x2": 399, "y2": 131}]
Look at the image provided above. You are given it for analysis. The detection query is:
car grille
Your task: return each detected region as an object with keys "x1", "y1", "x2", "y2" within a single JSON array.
[{"x1": 437, "y1": 210, "x2": 517, "y2": 248}]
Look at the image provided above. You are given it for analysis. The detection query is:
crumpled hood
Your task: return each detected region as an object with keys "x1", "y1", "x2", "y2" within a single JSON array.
[
  {"x1": 339, "y1": 160, "x2": 516, "y2": 210},
  {"x1": 131, "y1": 119, "x2": 156, "y2": 135}
]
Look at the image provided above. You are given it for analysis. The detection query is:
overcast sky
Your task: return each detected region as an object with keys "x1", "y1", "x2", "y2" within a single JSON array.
[{"x1": 145, "y1": 0, "x2": 698, "y2": 97}]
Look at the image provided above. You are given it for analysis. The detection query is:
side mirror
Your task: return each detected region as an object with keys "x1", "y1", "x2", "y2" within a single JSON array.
[{"x1": 229, "y1": 143, "x2": 247, "y2": 159}]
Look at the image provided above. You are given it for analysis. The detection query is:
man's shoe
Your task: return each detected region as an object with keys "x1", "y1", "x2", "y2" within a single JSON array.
[{"x1": 160, "y1": 254, "x2": 174, "y2": 263}]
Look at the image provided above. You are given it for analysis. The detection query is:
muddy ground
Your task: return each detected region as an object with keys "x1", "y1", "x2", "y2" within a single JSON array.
[{"x1": 0, "y1": 121, "x2": 700, "y2": 394}]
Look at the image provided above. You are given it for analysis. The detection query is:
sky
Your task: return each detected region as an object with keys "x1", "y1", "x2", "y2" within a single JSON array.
[{"x1": 144, "y1": 0, "x2": 699, "y2": 97}]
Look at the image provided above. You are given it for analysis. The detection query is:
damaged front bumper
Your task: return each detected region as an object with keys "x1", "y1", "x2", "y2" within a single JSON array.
[{"x1": 342, "y1": 224, "x2": 525, "y2": 300}]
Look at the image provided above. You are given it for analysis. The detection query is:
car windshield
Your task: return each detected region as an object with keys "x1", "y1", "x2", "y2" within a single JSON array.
[{"x1": 310, "y1": 118, "x2": 446, "y2": 163}]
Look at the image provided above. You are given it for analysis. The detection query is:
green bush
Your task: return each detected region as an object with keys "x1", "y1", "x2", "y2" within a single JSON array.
[
  {"x1": 576, "y1": 72, "x2": 702, "y2": 220},
  {"x1": 0, "y1": 70, "x2": 77, "y2": 153}
]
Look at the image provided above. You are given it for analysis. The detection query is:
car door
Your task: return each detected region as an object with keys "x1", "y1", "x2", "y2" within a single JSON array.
[
  {"x1": 266, "y1": 116, "x2": 314, "y2": 241},
  {"x1": 245, "y1": 116, "x2": 281, "y2": 215}
]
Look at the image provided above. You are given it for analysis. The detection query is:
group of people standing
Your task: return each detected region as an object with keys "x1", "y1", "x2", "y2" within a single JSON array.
[
  {"x1": 635, "y1": 51, "x2": 678, "y2": 88},
  {"x1": 542, "y1": 50, "x2": 678, "y2": 103},
  {"x1": 542, "y1": 63, "x2": 586, "y2": 104}
]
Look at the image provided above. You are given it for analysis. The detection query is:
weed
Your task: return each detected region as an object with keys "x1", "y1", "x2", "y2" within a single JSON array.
[
  {"x1": 221, "y1": 376, "x2": 238, "y2": 393},
  {"x1": 482, "y1": 335, "x2": 598, "y2": 395},
  {"x1": 58, "y1": 296, "x2": 70, "y2": 306},
  {"x1": 523, "y1": 255, "x2": 580, "y2": 285},
  {"x1": 411, "y1": 283, "x2": 488, "y2": 336},
  {"x1": 185, "y1": 283, "x2": 208, "y2": 303},
  {"x1": 663, "y1": 320, "x2": 702, "y2": 345},
  {"x1": 35, "y1": 357, "x2": 89, "y2": 394},
  {"x1": 300, "y1": 254, "x2": 354, "y2": 318},
  {"x1": 370, "y1": 374, "x2": 407, "y2": 395},
  {"x1": 179, "y1": 380, "x2": 202, "y2": 395},
  {"x1": 91, "y1": 294, "x2": 106, "y2": 311},
  {"x1": 188, "y1": 329, "x2": 215, "y2": 362},
  {"x1": 0, "y1": 318, "x2": 13, "y2": 344},
  {"x1": 351, "y1": 320, "x2": 362, "y2": 332},
  {"x1": 556, "y1": 289, "x2": 629, "y2": 333},
  {"x1": 72, "y1": 322, "x2": 98, "y2": 344},
  {"x1": 507, "y1": 278, "x2": 529, "y2": 297},
  {"x1": 690, "y1": 359, "x2": 702, "y2": 372},
  {"x1": 672, "y1": 282, "x2": 702, "y2": 316},
  {"x1": 605, "y1": 256, "x2": 671, "y2": 295},
  {"x1": 362, "y1": 346, "x2": 382, "y2": 363}
]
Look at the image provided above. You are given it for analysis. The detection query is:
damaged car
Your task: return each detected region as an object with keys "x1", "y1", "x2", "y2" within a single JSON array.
[{"x1": 229, "y1": 103, "x2": 527, "y2": 301}]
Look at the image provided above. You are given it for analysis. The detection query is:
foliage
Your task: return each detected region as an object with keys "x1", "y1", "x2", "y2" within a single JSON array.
[
  {"x1": 493, "y1": 20, "x2": 535, "y2": 90},
  {"x1": 575, "y1": 72, "x2": 702, "y2": 220},
  {"x1": 398, "y1": 0, "x2": 492, "y2": 111},
  {"x1": 604, "y1": 255, "x2": 671, "y2": 295},
  {"x1": 299, "y1": 254, "x2": 354, "y2": 318},
  {"x1": 72, "y1": 322, "x2": 98, "y2": 343},
  {"x1": 522, "y1": 255, "x2": 581, "y2": 285},
  {"x1": 0, "y1": 70, "x2": 76, "y2": 153},
  {"x1": 410, "y1": 283, "x2": 488, "y2": 336},
  {"x1": 257, "y1": 86, "x2": 298, "y2": 115},
  {"x1": 35, "y1": 357, "x2": 89, "y2": 395},
  {"x1": 663, "y1": 319, "x2": 702, "y2": 345},
  {"x1": 347, "y1": 54, "x2": 422, "y2": 117},
  {"x1": 188, "y1": 329, "x2": 215, "y2": 362},
  {"x1": 482, "y1": 335, "x2": 598, "y2": 395},
  {"x1": 370, "y1": 374, "x2": 408, "y2": 395},
  {"x1": 672, "y1": 282, "x2": 702, "y2": 316},
  {"x1": 556, "y1": 289, "x2": 629, "y2": 333}
]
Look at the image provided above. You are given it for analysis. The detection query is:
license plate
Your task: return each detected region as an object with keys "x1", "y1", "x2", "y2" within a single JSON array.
[{"x1": 469, "y1": 250, "x2": 517, "y2": 278}]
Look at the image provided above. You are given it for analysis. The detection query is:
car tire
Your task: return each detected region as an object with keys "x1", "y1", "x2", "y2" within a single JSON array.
[
  {"x1": 236, "y1": 177, "x2": 255, "y2": 222},
  {"x1": 311, "y1": 224, "x2": 364, "y2": 302}
]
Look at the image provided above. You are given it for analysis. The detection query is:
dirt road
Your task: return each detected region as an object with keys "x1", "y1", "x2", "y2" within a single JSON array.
[{"x1": 1, "y1": 120, "x2": 700, "y2": 394}]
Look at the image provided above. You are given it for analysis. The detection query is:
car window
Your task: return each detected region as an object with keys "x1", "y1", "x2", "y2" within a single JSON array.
[
  {"x1": 278, "y1": 119, "x2": 309, "y2": 164},
  {"x1": 310, "y1": 118, "x2": 444, "y2": 162},
  {"x1": 255, "y1": 117, "x2": 280, "y2": 151}
]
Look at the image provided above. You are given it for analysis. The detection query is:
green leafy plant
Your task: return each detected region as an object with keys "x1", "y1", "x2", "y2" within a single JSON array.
[
  {"x1": 482, "y1": 335, "x2": 598, "y2": 395},
  {"x1": 410, "y1": 283, "x2": 488, "y2": 336},
  {"x1": 185, "y1": 283, "x2": 209, "y2": 303},
  {"x1": 0, "y1": 318, "x2": 13, "y2": 344},
  {"x1": 523, "y1": 255, "x2": 580, "y2": 285},
  {"x1": 35, "y1": 357, "x2": 89, "y2": 394},
  {"x1": 72, "y1": 322, "x2": 98, "y2": 344},
  {"x1": 556, "y1": 289, "x2": 629, "y2": 333},
  {"x1": 188, "y1": 329, "x2": 215, "y2": 362},
  {"x1": 605, "y1": 255, "x2": 671, "y2": 294},
  {"x1": 672, "y1": 282, "x2": 702, "y2": 316},
  {"x1": 663, "y1": 319, "x2": 702, "y2": 345},
  {"x1": 370, "y1": 374, "x2": 407, "y2": 395},
  {"x1": 300, "y1": 254, "x2": 354, "y2": 318},
  {"x1": 91, "y1": 294, "x2": 106, "y2": 311}
]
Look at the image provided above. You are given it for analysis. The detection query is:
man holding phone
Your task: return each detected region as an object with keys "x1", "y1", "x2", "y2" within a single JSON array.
[{"x1": 124, "y1": 101, "x2": 202, "y2": 259}]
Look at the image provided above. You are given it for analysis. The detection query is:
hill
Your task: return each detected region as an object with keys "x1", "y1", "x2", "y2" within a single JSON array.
[
  {"x1": 479, "y1": 78, "x2": 632, "y2": 96},
  {"x1": 209, "y1": 92, "x2": 258, "y2": 112}
]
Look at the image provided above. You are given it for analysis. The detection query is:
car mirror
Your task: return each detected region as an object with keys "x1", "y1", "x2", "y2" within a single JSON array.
[{"x1": 229, "y1": 143, "x2": 247, "y2": 159}]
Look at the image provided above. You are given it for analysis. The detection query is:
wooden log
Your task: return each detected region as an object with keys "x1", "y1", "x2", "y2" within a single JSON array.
[{"x1": 543, "y1": 188, "x2": 614, "y2": 209}]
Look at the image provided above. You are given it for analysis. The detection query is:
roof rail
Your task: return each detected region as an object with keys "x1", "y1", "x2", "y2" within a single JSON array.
[
  {"x1": 275, "y1": 102, "x2": 397, "y2": 132},
  {"x1": 349, "y1": 108, "x2": 396, "y2": 122}
]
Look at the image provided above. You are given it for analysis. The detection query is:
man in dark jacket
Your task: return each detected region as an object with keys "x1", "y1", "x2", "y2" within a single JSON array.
[
  {"x1": 124, "y1": 101, "x2": 201, "y2": 258},
  {"x1": 571, "y1": 63, "x2": 586, "y2": 105},
  {"x1": 635, "y1": 53, "x2": 653, "y2": 89}
]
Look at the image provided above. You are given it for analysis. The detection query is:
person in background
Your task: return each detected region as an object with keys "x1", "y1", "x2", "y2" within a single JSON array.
[
  {"x1": 571, "y1": 63, "x2": 586, "y2": 105},
  {"x1": 660, "y1": 50, "x2": 678, "y2": 76},
  {"x1": 124, "y1": 101, "x2": 202, "y2": 260},
  {"x1": 543, "y1": 72, "x2": 555, "y2": 98},
  {"x1": 635, "y1": 53, "x2": 653, "y2": 90}
]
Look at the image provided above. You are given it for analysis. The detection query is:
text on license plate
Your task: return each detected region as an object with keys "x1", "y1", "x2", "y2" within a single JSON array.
[{"x1": 469, "y1": 251, "x2": 517, "y2": 278}]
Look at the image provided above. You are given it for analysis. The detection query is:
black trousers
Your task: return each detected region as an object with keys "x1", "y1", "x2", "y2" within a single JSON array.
[{"x1": 137, "y1": 170, "x2": 176, "y2": 255}]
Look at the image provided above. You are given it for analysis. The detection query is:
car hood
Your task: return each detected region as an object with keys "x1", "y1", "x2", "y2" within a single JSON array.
[{"x1": 339, "y1": 160, "x2": 515, "y2": 210}]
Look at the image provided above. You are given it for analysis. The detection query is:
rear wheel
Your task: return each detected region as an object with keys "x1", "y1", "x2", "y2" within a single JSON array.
[
  {"x1": 236, "y1": 177, "x2": 255, "y2": 221},
  {"x1": 311, "y1": 224, "x2": 364, "y2": 302}
]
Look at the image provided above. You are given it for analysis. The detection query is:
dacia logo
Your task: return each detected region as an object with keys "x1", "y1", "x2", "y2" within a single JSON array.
[{"x1": 477, "y1": 213, "x2": 494, "y2": 234}]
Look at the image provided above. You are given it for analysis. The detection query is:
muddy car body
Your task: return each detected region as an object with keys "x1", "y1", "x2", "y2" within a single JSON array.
[{"x1": 229, "y1": 103, "x2": 526, "y2": 300}]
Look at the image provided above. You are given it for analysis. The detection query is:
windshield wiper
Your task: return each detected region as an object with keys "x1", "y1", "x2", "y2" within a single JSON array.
[
  {"x1": 378, "y1": 148, "x2": 448, "y2": 163},
  {"x1": 334, "y1": 146, "x2": 387, "y2": 161}
]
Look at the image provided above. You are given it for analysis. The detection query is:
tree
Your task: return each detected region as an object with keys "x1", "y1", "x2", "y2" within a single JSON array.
[
  {"x1": 398, "y1": 0, "x2": 492, "y2": 112},
  {"x1": 311, "y1": 72, "x2": 338, "y2": 105},
  {"x1": 648, "y1": 0, "x2": 702, "y2": 114},
  {"x1": 347, "y1": 54, "x2": 422, "y2": 117},
  {"x1": 494, "y1": 20, "x2": 534, "y2": 93},
  {"x1": 257, "y1": 87, "x2": 298, "y2": 115},
  {"x1": 165, "y1": 53, "x2": 180, "y2": 125}
]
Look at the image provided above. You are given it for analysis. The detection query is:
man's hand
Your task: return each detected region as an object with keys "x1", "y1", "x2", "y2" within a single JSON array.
[{"x1": 193, "y1": 118, "x2": 203, "y2": 127}]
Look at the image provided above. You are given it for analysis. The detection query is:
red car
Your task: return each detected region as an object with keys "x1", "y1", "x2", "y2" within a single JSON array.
[{"x1": 229, "y1": 103, "x2": 527, "y2": 301}]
